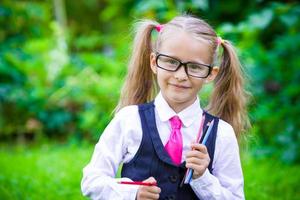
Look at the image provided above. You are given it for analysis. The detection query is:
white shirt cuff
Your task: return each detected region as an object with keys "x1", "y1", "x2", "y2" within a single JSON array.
[
  {"x1": 115, "y1": 178, "x2": 139, "y2": 200},
  {"x1": 190, "y1": 168, "x2": 212, "y2": 187}
]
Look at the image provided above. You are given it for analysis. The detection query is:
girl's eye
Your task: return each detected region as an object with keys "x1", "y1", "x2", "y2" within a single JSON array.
[
  {"x1": 189, "y1": 64, "x2": 201, "y2": 70},
  {"x1": 167, "y1": 59, "x2": 178, "y2": 65},
  {"x1": 160, "y1": 57, "x2": 178, "y2": 66}
]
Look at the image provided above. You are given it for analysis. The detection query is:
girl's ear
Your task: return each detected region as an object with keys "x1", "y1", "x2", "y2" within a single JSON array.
[
  {"x1": 205, "y1": 66, "x2": 219, "y2": 83},
  {"x1": 150, "y1": 53, "x2": 157, "y2": 74}
]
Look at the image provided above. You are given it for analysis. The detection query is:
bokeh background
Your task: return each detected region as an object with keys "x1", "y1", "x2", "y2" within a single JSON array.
[{"x1": 0, "y1": 0, "x2": 299, "y2": 199}]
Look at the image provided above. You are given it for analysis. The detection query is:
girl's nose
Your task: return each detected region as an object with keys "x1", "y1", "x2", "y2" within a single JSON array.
[{"x1": 174, "y1": 65, "x2": 188, "y2": 80}]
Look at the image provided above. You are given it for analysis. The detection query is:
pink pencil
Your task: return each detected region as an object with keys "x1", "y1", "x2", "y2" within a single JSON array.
[
  {"x1": 195, "y1": 115, "x2": 206, "y2": 143},
  {"x1": 118, "y1": 181, "x2": 157, "y2": 186}
]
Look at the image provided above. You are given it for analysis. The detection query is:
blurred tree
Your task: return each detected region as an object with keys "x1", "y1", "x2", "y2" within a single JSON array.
[{"x1": 53, "y1": 0, "x2": 67, "y2": 31}]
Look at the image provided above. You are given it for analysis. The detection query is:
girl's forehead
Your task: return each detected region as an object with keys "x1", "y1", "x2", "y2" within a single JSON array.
[{"x1": 158, "y1": 30, "x2": 212, "y2": 63}]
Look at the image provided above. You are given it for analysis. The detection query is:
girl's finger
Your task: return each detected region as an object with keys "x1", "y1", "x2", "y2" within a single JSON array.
[
  {"x1": 142, "y1": 176, "x2": 157, "y2": 185},
  {"x1": 185, "y1": 150, "x2": 207, "y2": 159},
  {"x1": 185, "y1": 157, "x2": 203, "y2": 165},
  {"x1": 191, "y1": 143, "x2": 208, "y2": 153},
  {"x1": 147, "y1": 186, "x2": 161, "y2": 194},
  {"x1": 137, "y1": 186, "x2": 161, "y2": 200},
  {"x1": 145, "y1": 192, "x2": 160, "y2": 200},
  {"x1": 139, "y1": 190, "x2": 160, "y2": 200},
  {"x1": 185, "y1": 163, "x2": 207, "y2": 173}
]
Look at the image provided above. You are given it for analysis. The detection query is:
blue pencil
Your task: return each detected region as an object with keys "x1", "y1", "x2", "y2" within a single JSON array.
[
  {"x1": 184, "y1": 119, "x2": 215, "y2": 184},
  {"x1": 201, "y1": 119, "x2": 214, "y2": 145}
]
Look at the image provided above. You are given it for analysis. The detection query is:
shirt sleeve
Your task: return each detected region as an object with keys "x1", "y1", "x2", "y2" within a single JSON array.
[
  {"x1": 189, "y1": 121, "x2": 245, "y2": 200},
  {"x1": 81, "y1": 106, "x2": 140, "y2": 200}
]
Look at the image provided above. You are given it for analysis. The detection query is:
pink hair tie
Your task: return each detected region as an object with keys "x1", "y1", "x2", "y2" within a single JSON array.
[
  {"x1": 155, "y1": 24, "x2": 164, "y2": 32},
  {"x1": 216, "y1": 36, "x2": 224, "y2": 46}
]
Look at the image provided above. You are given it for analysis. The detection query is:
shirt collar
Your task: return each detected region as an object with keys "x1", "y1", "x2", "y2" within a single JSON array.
[{"x1": 154, "y1": 92, "x2": 203, "y2": 127}]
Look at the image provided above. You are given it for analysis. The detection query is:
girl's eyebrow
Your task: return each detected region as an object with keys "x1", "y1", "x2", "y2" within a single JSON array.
[
  {"x1": 162, "y1": 52, "x2": 208, "y2": 65},
  {"x1": 188, "y1": 59, "x2": 209, "y2": 65}
]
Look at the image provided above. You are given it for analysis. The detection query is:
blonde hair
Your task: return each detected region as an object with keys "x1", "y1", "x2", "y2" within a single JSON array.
[{"x1": 116, "y1": 15, "x2": 250, "y2": 138}]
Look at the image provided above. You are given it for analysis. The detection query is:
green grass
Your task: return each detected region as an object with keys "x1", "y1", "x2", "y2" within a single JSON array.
[
  {"x1": 0, "y1": 143, "x2": 93, "y2": 200},
  {"x1": 0, "y1": 143, "x2": 299, "y2": 199},
  {"x1": 242, "y1": 154, "x2": 300, "y2": 200}
]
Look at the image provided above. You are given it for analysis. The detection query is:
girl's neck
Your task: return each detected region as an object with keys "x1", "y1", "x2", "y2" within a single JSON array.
[
  {"x1": 170, "y1": 103, "x2": 191, "y2": 113},
  {"x1": 162, "y1": 95, "x2": 197, "y2": 114}
]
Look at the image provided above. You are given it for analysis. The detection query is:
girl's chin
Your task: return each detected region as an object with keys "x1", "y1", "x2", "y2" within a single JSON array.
[{"x1": 166, "y1": 94, "x2": 189, "y2": 104}]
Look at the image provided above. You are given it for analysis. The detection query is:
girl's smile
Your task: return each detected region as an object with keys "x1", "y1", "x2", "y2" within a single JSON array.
[{"x1": 168, "y1": 82, "x2": 191, "y2": 89}]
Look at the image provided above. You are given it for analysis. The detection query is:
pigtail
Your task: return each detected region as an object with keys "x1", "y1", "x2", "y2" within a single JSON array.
[
  {"x1": 207, "y1": 40, "x2": 250, "y2": 138},
  {"x1": 115, "y1": 20, "x2": 159, "y2": 112}
]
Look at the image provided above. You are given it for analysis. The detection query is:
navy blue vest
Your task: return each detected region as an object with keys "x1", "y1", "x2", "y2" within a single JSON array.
[{"x1": 121, "y1": 102, "x2": 219, "y2": 200}]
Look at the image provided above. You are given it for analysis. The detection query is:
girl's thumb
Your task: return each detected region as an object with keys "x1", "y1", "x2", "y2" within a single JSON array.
[{"x1": 143, "y1": 176, "x2": 157, "y2": 183}]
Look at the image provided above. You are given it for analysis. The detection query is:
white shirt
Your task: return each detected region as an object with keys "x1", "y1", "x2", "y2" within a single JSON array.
[{"x1": 81, "y1": 92, "x2": 244, "y2": 200}]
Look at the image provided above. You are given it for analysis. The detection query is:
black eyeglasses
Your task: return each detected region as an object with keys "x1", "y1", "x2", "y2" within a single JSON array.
[{"x1": 155, "y1": 53, "x2": 212, "y2": 78}]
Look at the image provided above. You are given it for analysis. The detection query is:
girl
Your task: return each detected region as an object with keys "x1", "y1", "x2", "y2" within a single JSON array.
[{"x1": 81, "y1": 15, "x2": 249, "y2": 200}]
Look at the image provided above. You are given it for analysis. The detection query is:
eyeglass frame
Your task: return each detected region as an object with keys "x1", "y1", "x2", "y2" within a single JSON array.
[{"x1": 155, "y1": 53, "x2": 212, "y2": 78}]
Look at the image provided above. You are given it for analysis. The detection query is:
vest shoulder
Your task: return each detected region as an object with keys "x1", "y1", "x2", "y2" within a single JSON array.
[
  {"x1": 203, "y1": 111, "x2": 219, "y2": 120},
  {"x1": 137, "y1": 101, "x2": 155, "y2": 110}
]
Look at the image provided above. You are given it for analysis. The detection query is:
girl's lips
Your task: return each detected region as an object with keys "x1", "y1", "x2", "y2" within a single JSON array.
[{"x1": 169, "y1": 83, "x2": 190, "y2": 89}]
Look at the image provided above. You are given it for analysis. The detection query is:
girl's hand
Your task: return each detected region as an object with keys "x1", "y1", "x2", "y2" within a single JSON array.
[
  {"x1": 136, "y1": 177, "x2": 161, "y2": 200},
  {"x1": 185, "y1": 142, "x2": 210, "y2": 179}
]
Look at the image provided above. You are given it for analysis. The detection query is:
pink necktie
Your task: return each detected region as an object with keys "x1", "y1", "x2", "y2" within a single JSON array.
[{"x1": 164, "y1": 116, "x2": 183, "y2": 165}]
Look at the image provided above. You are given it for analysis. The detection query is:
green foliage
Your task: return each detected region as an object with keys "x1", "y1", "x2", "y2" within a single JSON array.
[
  {"x1": 0, "y1": 0, "x2": 53, "y2": 137},
  {"x1": 0, "y1": 1, "x2": 125, "y2": 141},
  {"x1": 219, "y1": 2, "x2": 300, "y2": 163}
]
